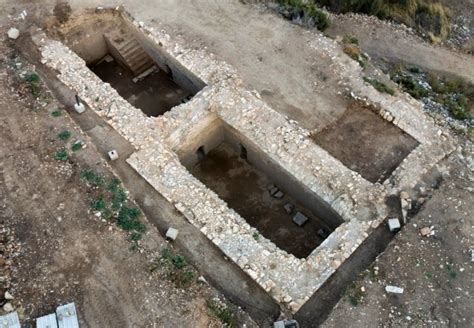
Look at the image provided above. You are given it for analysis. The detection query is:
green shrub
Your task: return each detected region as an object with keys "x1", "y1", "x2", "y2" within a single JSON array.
[
  {"x1": 314, "y1": 0, "x2": 451, "y2": 39},
  {"x1": 24, "y1": 72, "x2": 42, "y2": 97},
  {"x1": 127, "y1": 231, "x2": 143, "y2": 242},
  {"x1": 107, "y1": 178, "x2": 122, "y2": 193},
  {"x1": 90, "y1": 196, "x2": 106, "y2": 211},
  {"x1": 162, "y1": 248, "x2": 187, "y2": 269},
  {"x1": 207, "y1": 300, "x2": 236, "y2": 327},
  {"x1": 305, "y1": 4, "x2": 330, "y2": 30},
  {"x1": 393, "y1": 74, "x2": 429, "y2": 99},
  {"x1": 24, "y1": 72, "x2": 40, "y2": 83},
  {"x1": 445, "y1": 263, "x2": 457, "y2": 279},
  {"x1": 111, "y1": 187, "x2": 127, "y2": 210},
  {"x1": 80, "y1": 169, "x2": 105, "y2": 187},
  {"x1": 364, "y1": 77, "x2": 395, "y2": 95},
  {"x1": 51, "y1": 110, "x2": 62, "y2": 117},
  {"x1": 54, "y1": 148, "x2": 69, "y2": 161},
  {"x1": 446, "y1": 95, "x2": 469, "y2": 120},
  {"x1": 343, "y1": 35, "x2": 359, "y2": 45},
  {"x1": 276, "y1": 0, "x2": 330, "y2": 31},
  {"x1": 117, "y1": 206, "x2": 146, "y2": 232},
  {"x1": 71, "y1": 141, "x2": 83, "y2": 152},
  {"x1": 57, "y1": 130, "x2": 71, "y2": 141}
]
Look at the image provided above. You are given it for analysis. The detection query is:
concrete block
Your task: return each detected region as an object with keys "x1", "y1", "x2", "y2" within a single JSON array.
[
  {"x1": 7, "y1": 28, "x2": 19, "y2": 40},
  {"x1": 56, "y1": 302, "x2": 79, "y2": 328},
  {"x1": 293, "y1": 212, "x2": 309, "y2": 227},
  {"x1": 36, "y1": 313, "x2": 58, "y2": 328},
  {"x1": 108, "y1": 150, "x2": 119, "y2": 161},
  {"x1": 274, "y1": 319, "x2": 300, "y2": 328},
  {"x1": 0, "y1": 311, "x2": 20, "y2": 328},
  {"x1": 73, "y1": 102, "x2": 85, "y2": 114},
  {"x1": 387, "y1": 218, "x2": 401, "y2": 232},
  {"x1": 269, "y1": 186, "x2": 279, "y2": 196},
  {"x1": 385, "y1": 285, "x2": 404, "y2": 294},
  {"x1": 166, "y1": 227, "x2": 179, "y2": 241},
  {"x1": 274, "y1": 191, "x2": 285, "y2": 199},
  {"x1": 274, "y1": 321, "x2": 285, "y2": 328}
]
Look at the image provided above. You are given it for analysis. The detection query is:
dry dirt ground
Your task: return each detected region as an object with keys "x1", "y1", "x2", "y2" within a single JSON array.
[
  {"x1": 0, "y1": 35, "x2": 254, "y2": 327},
  {"x1": 0, "y1": 1, "x2": 473, "y2": 327},
  {"x1": 323, "y1": 146, "x2": 474, "y2": 327},
  {"x1": 312, "y1": 100, "x2": 419, "y2": 183},
  {"x1": 327, "y1": 13, "x2": 474, "y2": 84}
]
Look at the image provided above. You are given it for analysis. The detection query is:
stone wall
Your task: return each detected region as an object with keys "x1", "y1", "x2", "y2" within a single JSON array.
[{"x1": 35, "y1": 7, "x2": 455, "y2": 313}]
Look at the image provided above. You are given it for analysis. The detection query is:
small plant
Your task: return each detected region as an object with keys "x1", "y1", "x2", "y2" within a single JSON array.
[
  {"x1": 80, "y1": 169, "x2": 105, "y2": 187},
  {"x1": 117, "y1": 206, "x2": 146, "y2": 233},
  {"x1": 342, "y1": 42, "x2": 367, "y2": 68},
  {"x1": 343, "y1": 35, "x2": 359, "y2": 45},
  {"x1": 207, "y1": 299, "x2": 236, "y2": 327},
  {"x1": 446, "y1": 95, "x2": 469, "y2": 120},
  {"x1": 345, "y1": 281, "x2": 364, "y2": 307},
  {"x1": 445, "y1": 263, "x2": 457, "y2": 279},
  {"x1": 111, "y1": 187, "x2": 127, "y2": 210},
  {"x1": 71, "y1": 141, "x2": 83, "y2": 152},
  {"x1": 51, "y1": 110, "x2": 62, "y2": 117},
  {"x1": 252, "y1": 232, "x2": 260, "y2": 241},
  {"x1": 347, "y1": 295, "x2": 359, "y2": 306},
  {"x1": 23, "y1": 72, "x2": 42, "y2": 97},
  {"x1": 364, "y1": 77, "x2": 395, "y2": 96},
  {"x1": 127, "y1": 231, "x2": 143, "y2": 242},
  {"x1": 107, "y1": 178, "x2": 122, "y2": 193},
  {"x1": 54, "y1": 148, "x2": 69, "y2": 161},
  {"x1": 162, "y1": 248, "x2": 187, "y2": 269},
  {"x1": 57, "y1": 130, "x2": 71, "y2": 141},
  {"x1": 276, "y1": 0, "x2": 329, "y2": 31},
  {"x1": 392, "y1": 74, "x2": 429, "y2": 99},
  {"x1": 90, "y1": 196, "x2": 106, "y2": 211}
]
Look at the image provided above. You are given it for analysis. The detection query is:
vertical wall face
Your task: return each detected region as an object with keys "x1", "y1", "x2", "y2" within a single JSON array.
[
  {"x1": 51, "y1": 11, "x2": 124, "y2": 65},
  {"x1": 122, "y1": 16, "x2": 207, "y2": 95},
  {"x1": 55, "y1": 12, "x2": 206, "y2": 97},
  {"x1": 223, "y1": 125, "x2": 344, "y2": 230},
  {"x1": 173, "y1": 115, "x2": 225, "y2": 167}
]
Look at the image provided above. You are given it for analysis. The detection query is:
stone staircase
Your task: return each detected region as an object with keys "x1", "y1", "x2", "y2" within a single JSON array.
[{"x1": 105, "y1": 32, "x2": 155, "y2": 76}]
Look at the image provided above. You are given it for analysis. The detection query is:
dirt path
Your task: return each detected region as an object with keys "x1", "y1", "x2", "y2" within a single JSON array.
[{"x1": 327, "y1": 14, "x2": 474, "y2": 84}]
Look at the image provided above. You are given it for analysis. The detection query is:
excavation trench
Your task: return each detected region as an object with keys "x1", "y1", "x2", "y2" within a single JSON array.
[
  {"x1": 312, "y1": 100, "x2": 419, "y2": 183},
  {"x1": 176, "y1": 119, "x2": 344, "y2": 258},
  {"x1": 49, "y1": 9, "x2": 206, "y2": 117},
  {"x1": 35, "y1": 8, "x2": 411, "y2": 323}
]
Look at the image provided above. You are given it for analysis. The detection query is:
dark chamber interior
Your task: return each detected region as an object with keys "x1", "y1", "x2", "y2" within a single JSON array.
[
  {"x1": 183, "y1": 126, "x2": 344, "y2": 258},
  {"x1": 90, "y1": 58, "x2": 192, "y2": 117},
  {"x1": 83, "y1": 27, "x2": 206, "y2": 117}
]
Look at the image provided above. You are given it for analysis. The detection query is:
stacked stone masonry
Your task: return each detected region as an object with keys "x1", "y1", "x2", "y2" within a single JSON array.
[{"x1": 35, "y1": 8, "x2": 455, "y2": 313}]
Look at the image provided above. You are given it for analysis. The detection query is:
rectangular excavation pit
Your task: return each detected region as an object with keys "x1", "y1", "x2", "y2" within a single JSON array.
[
  {"x1": 49, "y1": 10, "x2": 206, "y2": 117},
  {"x1": 311, "y1": 100, "x2": 419, "y2": 183},
  {"x1": 177, "y1": 119, "x2": 344, "y2": 259}
]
